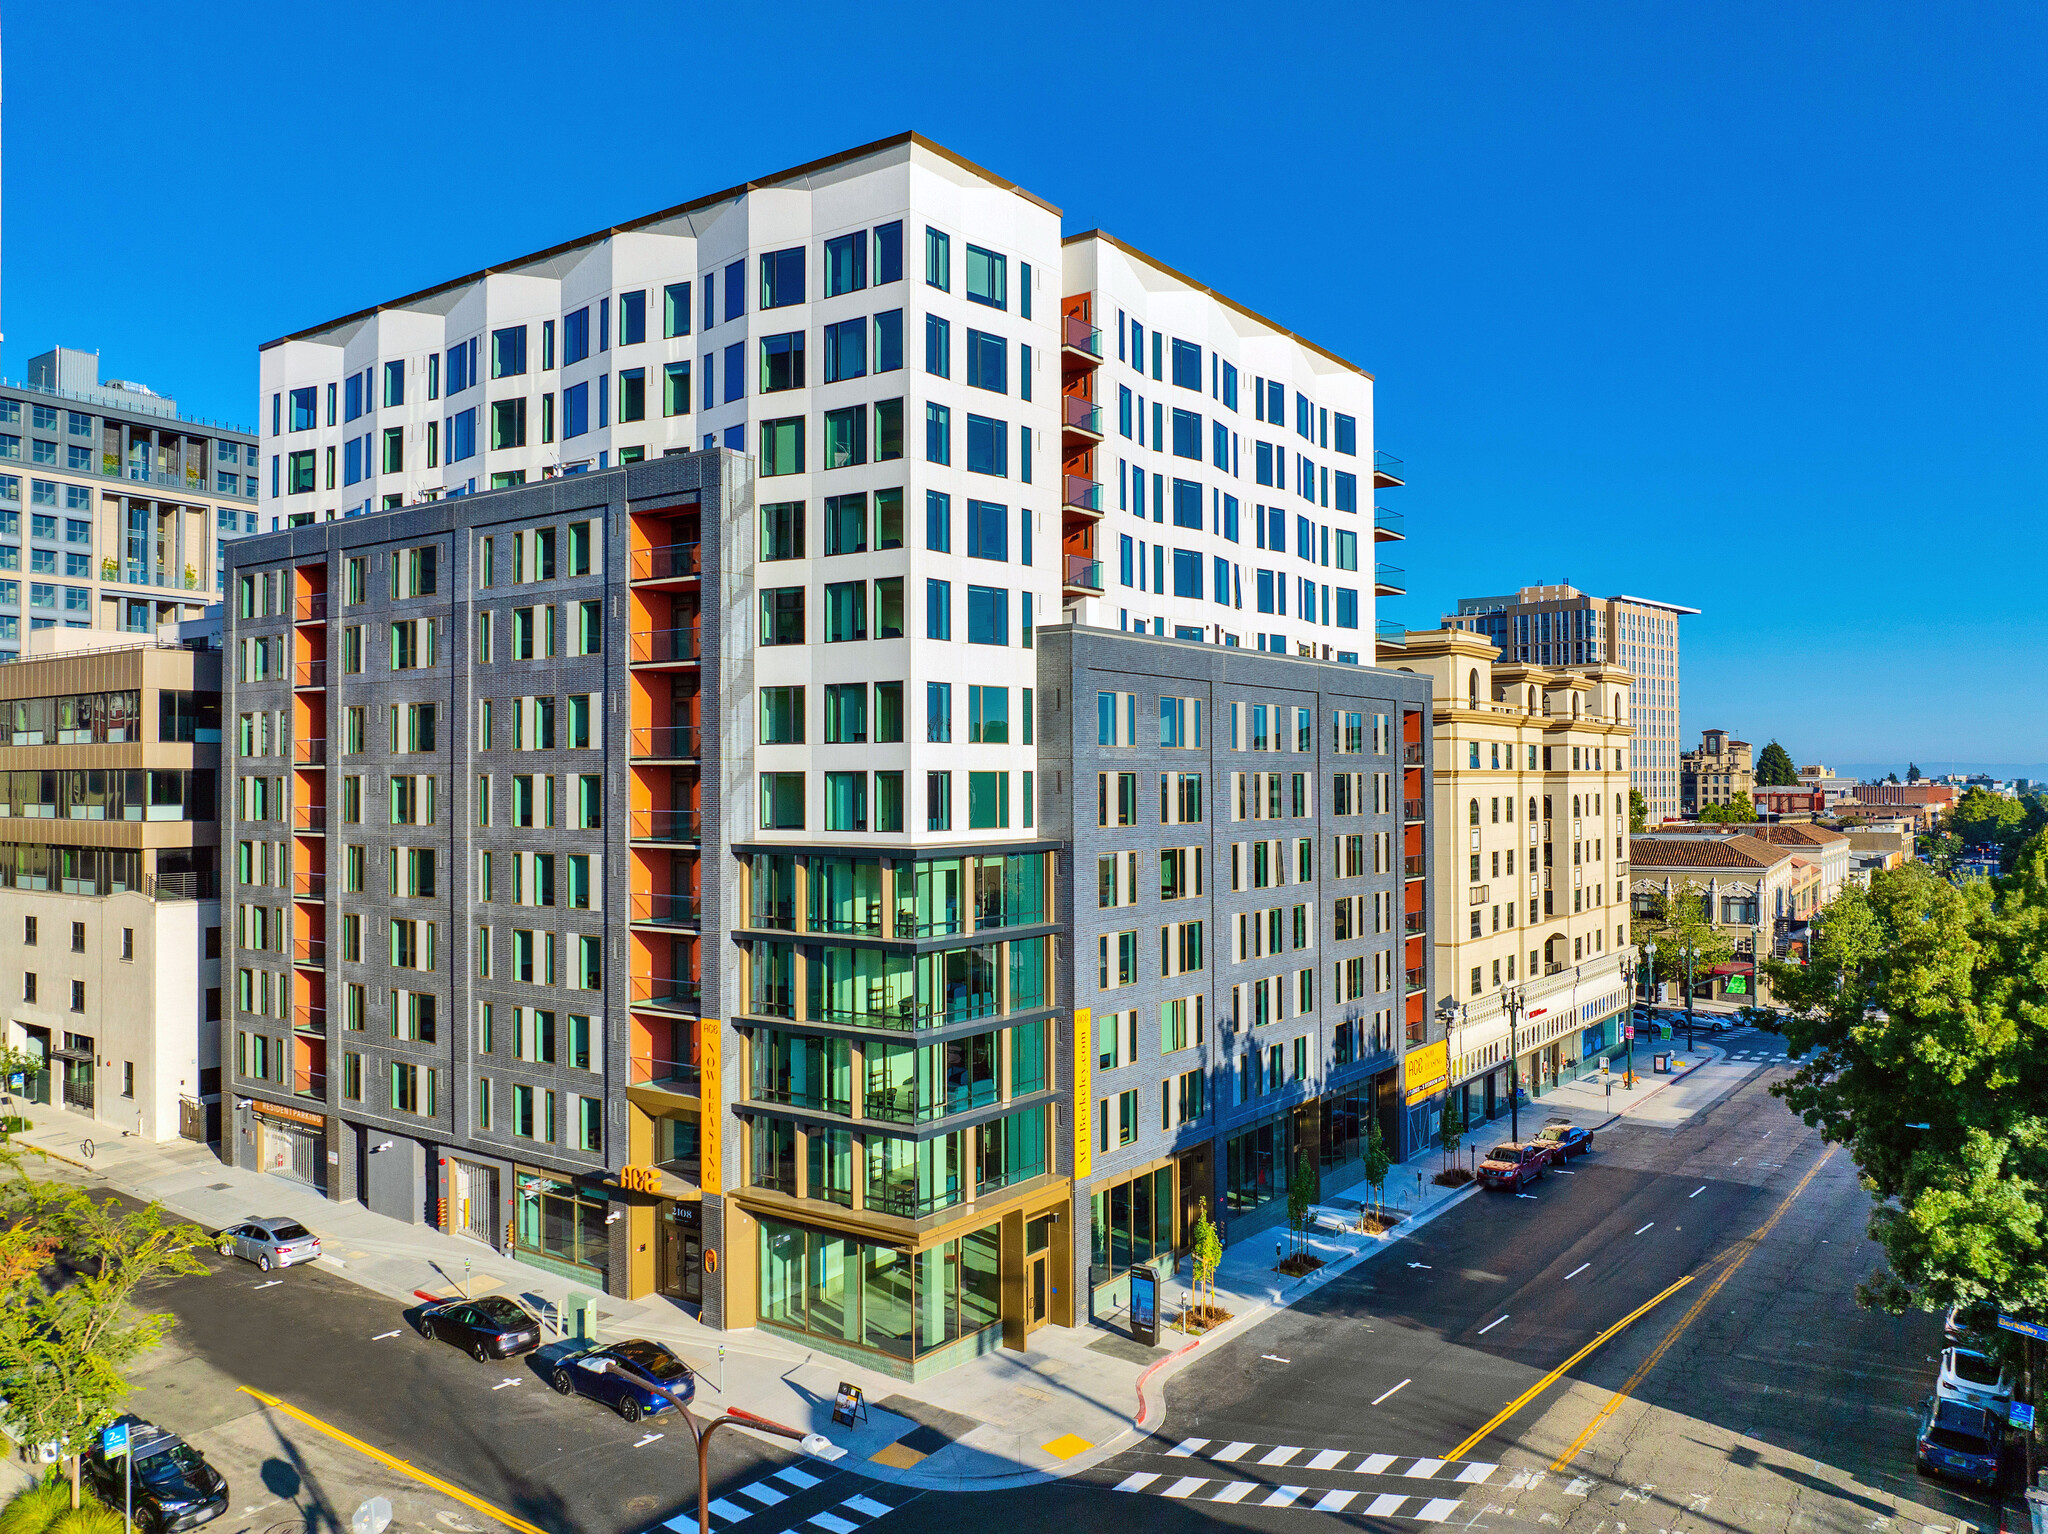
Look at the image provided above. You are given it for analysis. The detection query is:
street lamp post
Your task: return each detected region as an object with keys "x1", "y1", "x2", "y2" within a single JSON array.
[
  {"x1": 1502, "y1": 984, "x2": 1526, "y2": 1141},
  {"x1": 1681, "y1": 941, "x2": 1697, "y2": 1053},
  {"x1": 604, "y1": 1361, "x2": 841, "y2": 1534},
  {"x1": 1635, "y1": 939, "x2": 1655, "y2": 1088}
]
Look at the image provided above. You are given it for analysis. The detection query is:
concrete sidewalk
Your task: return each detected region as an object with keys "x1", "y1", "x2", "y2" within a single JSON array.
[{"x1": 0, "y1": 1041, "x2": 1737, "y2": 1498}]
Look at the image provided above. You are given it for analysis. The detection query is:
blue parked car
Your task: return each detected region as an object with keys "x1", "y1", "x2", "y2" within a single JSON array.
[
  {"x1": 1915, "y1": 1395, "x2": 2001, "y2": 1489},
  {"x1": 1534, "y1": 1123, "x2": 1595, "y2": 1159},
  {"x1": 549, "y1": 1339, "x2": 696, "y2": 1422}
]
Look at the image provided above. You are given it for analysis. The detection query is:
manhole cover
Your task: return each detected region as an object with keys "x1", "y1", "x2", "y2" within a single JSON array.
[{"x1": 625, "y1": 1496, "x2": 659, "y2": 1516}]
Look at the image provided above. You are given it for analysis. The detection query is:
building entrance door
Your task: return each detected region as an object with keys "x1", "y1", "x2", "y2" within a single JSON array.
[
  {"x1": 1026, "y1": 1251, "x2": 1049, "y2": 1330},
  {"x1": 452, "y1": 1160, "x2": 499, "y2": 1245},
  {"x1": 659, "y1": 1202, "x2": 704, "y2": 1308}
]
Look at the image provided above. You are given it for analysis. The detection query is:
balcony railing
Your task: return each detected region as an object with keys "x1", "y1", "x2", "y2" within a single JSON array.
[
  {"x1": 629, "y1": 625, "x2": 701, "y2": 664},
  {"x1": 629, "y1": 1055, "x2": 702, "y2": 1096},
  {"x1": 629, "y1": 808, "x2": 702, "y2": 842},
  {"x1": 293, "y1": 737, "x2": 326, "y2": 765},
  {"x1": 293, "y1": 1007, "x2": 326, "y2": 1034},
  {"x1": 293, "y1": 939, "x2": 326, "y2": 967},
  {"x1": 1373, "y1": 506, "x2": 1405, "y2": 540},
  {"x1": 293, "y1": 1072, "x2": 327, "y2": 1102},
  {"x1": 294, "y1": 593, "x2": 328, "y2": 622},
  {"x1": 1063, "y1": 555, "x2": 1104, "y2": 591},
  {"x1": 1374, "y1": 450, "x2": 1406, "y2": 487},
  {"x1": 293, "y1": 871, "x2": 326, "y2": 899},
  {"x1": 293, "y1": 660, "x2": 326, "y2": 689},
  {"x1": 1062, "y1": 314, "x2": 1103, "y2": 357},
  {"x1": 292, "y1": 804, "x2": 327, "y2": 832},
  {"x1": 1403, "y1": 798, "x2": 1425, "y2": 822},
  {"x1": 630, "y1": 891, "x2": 702, "y2": 927},
  {"x1": 1403, "y1": 856, "x2": 1426, "y2": 880},
  {"x1": 147, "y1": 871, "x2": 217, "y2": 900},
  {"x1": 630, "y1": 975, "x2": 703, "y2": 1014},
  {"x1": 1061, "y1": 396, "x2": 1103, "y2": 434},
  {"x1": 1402, "y1": 742, "x2": 1426, "y2": 766},
  {"x1": 1375, "y1": 562, "x2": 1406, "y2": 592},
  {"x1": 1376, "y1": 618, "x2": 1409, "y2": 649},
  {"x1": 1405, "y1": 968, "x2": 1426, "y2": 995},
  {"x1": 630, "y1": 541, "x2": 701, "y2": 581},
  {"x1": 1404, "y1": 911, "x2": 1426, "y2": 935},
  {"x1": 1062, "y1": 475, "x2": 1103, "y2": 513},
  {"x1": 630, "y1": 724, "x2": 701, "y2": 760}
]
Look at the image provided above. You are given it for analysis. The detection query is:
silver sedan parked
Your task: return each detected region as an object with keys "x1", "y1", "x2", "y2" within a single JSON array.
[{"x1": 215, "y1": 1217, "x2": 322, "y2": 1271}]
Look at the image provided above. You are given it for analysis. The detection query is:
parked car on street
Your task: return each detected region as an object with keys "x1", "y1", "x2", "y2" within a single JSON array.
[
  {"x1": 1937, "y1": 1346, "x2": 2014, "y2": 1412},
  {"x1": 416, "y1": 1295, "x2": 542, "y2": 1361},
  {"x1": 549, "y1": 1338, "x2": 696, "y2": 1421},
  {"x1": 1477, "y1": 1141, "x2": 1552, "y2": 1191},
  {"x1": 1915, "y1": 1396, "x2": 2002, "y2": 1488},
  {"x1": 213, "y1": 1218, "x2": 320, "y2": 1271},
  {"x1": 82, "y1": 1415, "x2": 229, "y2": 1533},
  {"x1": 1534, "y1": 1124, "x2": 1594, "y2": 1159}
]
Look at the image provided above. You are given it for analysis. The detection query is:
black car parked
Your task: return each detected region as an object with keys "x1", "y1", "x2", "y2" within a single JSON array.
[
  {"x1": 1534, "y1": 1123, "x2": 1595, "y2": 1159},
  {"x1": 82, "y1": 1416, "x2": 228, "y2": 1533},
  {"x1": 549, "y1": 1339, "x2": 696, "y2": 1421},
  {"x1": 416, "y1": 1295, "x2": 543, "y2": 1361}
]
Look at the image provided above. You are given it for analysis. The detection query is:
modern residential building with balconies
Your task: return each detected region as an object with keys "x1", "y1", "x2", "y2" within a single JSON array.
[{"x1": 0, "y1": 347, "x2": 259, "y2": 649}]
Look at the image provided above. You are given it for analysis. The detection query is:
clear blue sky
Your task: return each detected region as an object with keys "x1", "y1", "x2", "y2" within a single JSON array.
[{"x1": 10, "y1": 3, "x2": 2041, "y2": 766}]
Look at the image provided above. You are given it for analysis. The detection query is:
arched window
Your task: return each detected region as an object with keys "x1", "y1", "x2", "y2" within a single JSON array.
[
  {"x1": 1468, "y1": 669, "x2": 1480, "y2": 708},
  {"x1": 1528, "y1": 687, "x2": 1537, "y2": 712},
  {"x1": 1528, "y1": 797, "x2": 1538, "y2": 823},
  {"x1": 1573, "y1": 795, "x2": 1582, "y2": 818},
  {"x1": 1469, "y1": 798, "x2": 1480, "y2": 826}
]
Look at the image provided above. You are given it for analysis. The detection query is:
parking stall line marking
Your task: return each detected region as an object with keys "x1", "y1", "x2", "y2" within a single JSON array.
[
  {"x1": 1307, "y1": 1450, "x2": 1346, "y2": 1471},
  {"x1": 843, "y1": 1496, "x2": 893, "y2": 1519},
  {"x1": 491, "y1": 1378, "x2": 520, "y2": 1390},
  {"x1": 775, "y1": 1469, "x2": 822, "y2": 1490},
  {"x1": 1114, "y1": 1473, "x2": 1160, "y2": 1492},
  {"x1": 1166, "y1": 1437, "x2": 1208, "y2": 1457},
  {"x1": 1365, "y1": 1493, "x2": 1407, "y2": 1515},
  {"x1": 1633, "y1": 1223, "x2": 1654, "y2": 1235},
  {"x1": 1214, "y1": 1441, "x2": 1256, "y2": 1462},
  {"x1": 1359, "y1": 1454, "x2": 1398, "y2": 1474},
  {"x1": 1406, "y1": 1459, "x2": 1446, "y2": 1479},
  {"x1": 1212, "y1": 1482, "x2": 1257, "y2": 1504},
  {"x1": 1371, "y1": 1380, "x2": 1411, "y2": 1406},
  {"x1": 631, "y1": 1433, "x2": 664, "y2": 1449},
  {"x1": 254, "y1": 1280, "x2": 283, "y2": 1290},
  {"x1": 1261, "y1": 1486, "x2": 1306, "y2": 1508},
  {"x1": 1258, "y1": 1446, "x2": 1302, "y2": 1466},
  {"x1": 1690, "y1": 1187, "x2": 1706, "y2": 1198},
  {"x1": 371, "y1": 1329, "x2": 401, "y2": 1340},
  {"x1": 1163, "y1": 1476, "x2": 1208, "y2": 1499},
  {"x1": 1478, "y1": 1316, "x2": 1509, "y2": 1335},
  {"x1": 1564, "y1": 1263, "x2": 1590, "y2": 1279},
  {"x1": 1312, "y1": 1489, "x2": 1358, "y2": 1512},
  {"x1": 232, "y1": 1387, "x2": 550, "y2": 1534},
  {"x1": 1417, "y1": 1496, "x2": 1463, "y2": 1521}
]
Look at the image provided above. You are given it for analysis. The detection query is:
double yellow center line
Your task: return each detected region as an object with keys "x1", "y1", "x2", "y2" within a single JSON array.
[{"x1": 1444, "y1": 1148, "x2": 1835, "y2": 1466}]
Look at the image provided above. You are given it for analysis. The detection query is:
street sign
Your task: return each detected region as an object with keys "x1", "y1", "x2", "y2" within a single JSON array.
[
  {"x1": 100, "y1": 1421, "x2": 129, "y2": 1458},
  {"x1": 2000, "y1": 1315, "x2": 2048, "y2": 1342},
  {"x1": 1727, "y1": 976, "x2": 1749, "y2": 995},
  {"x1": 2011, "y1": 1401, "x2": 2037, "y2": 1430}
]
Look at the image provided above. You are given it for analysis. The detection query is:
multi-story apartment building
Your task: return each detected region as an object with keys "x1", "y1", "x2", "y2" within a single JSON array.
[
  {"x1": 1039, "y1": 627, "x2": 1431, "y2": 1323},
  {"x1": 1680, "y1": 727, "x2": 1753, "y2": 815},
  {"x1": 1446, "y1": 585, "x2": 1695, "y2": 825},
  {"x1": 229, "y1": 132, "x2": 1431, "y2": 1378},
  {"x1": 0, "y1": 629, "x2": 223, "y2": 1142},
  {"x1": 1056, "y1": 236, "x2": 1405, "y2": 655},
  {"x1": 1399, "y1": 629, "x2": 1634, "y2": 1127},
  {"x1": 0, "y1": 347, "x2": 258, "y2": 650}
]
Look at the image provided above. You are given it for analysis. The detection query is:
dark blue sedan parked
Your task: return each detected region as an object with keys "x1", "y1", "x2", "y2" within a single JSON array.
[
  {"x1": 1916, "y1": 1395, "x2": 2001, "y2": 1488},
  {"x1": 549, "y1": 1339, "x2": 696, "y2": 1421},
  {"x1": 1534, "y1": 1123, "x2": 1595, "y2": 1159}
]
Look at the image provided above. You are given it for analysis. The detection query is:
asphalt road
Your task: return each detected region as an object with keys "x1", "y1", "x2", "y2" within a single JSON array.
[{"x1": 77, "y1": 1024, "x2": 2000, "y2": 1534}]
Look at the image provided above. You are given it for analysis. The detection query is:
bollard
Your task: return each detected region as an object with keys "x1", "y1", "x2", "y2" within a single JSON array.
[{"x1": 718, "y1": 1344, "x2": 725, "y2": 1395}]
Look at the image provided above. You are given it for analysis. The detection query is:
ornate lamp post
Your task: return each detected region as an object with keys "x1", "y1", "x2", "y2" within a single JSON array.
[
  {"x1": 1502, "y1": 983, "x2": 1527, "y2": 1140},
  {"x1": 1634, "y1": 939, "x2": 1655, "y2": 1087}
]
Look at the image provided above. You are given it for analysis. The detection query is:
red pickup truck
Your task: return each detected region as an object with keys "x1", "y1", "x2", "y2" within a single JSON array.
[{"x1": 1477, "y1": 1140, "x2": 1553, "y2": 1191}]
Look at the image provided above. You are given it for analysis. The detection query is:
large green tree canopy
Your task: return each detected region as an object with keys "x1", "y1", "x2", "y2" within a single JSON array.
[
  {"x1": 1769, "y1": 849, "x2": 2048, "y2": 1317},
  {"x1": 1755, "y1": 741, "x2": 1798, "y2": 786}
]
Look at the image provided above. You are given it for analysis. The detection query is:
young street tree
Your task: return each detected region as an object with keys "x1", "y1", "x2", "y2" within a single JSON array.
[
  {"x1": 1285, "y1": 1151, "x2": 1317, "y2": 1260},
  {"x1": 1767, "y1": 850, "x2": 2048, "y2": 1324},
  {"x1": 1189, "y1": 1196, "x2": 1224, "y2": 1325},
  {"x1": 1632, "y1": 883, "x2": 1736, "y2": 1003},
  {"x1": 1363, "y1": 1117, "x2": 1393, "y2": 1217},
  {"x1": 1437, "y1": 1097, "x2": 1465, "y2": 1168},
  {"x1": 0, "y1": 1158, "x2": 210, "y2": 1504}
]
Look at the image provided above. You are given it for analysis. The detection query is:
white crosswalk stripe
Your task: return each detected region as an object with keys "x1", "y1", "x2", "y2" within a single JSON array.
[
  {"x1": 644, "y1": 1472, "x2": 894, "y2": 1534},
  {"x1": 1112, "y1": 1472, "x2": 1466, "y2": 1521},
  {"x1": 1147, "y1": 1440, "x2": 1497, "y2": 1483}
]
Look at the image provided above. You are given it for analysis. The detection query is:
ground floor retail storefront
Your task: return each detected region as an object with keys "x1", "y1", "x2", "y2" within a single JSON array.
[{"x1": 724, "y1": 1176, "x2": 1071, "y2": 1382}]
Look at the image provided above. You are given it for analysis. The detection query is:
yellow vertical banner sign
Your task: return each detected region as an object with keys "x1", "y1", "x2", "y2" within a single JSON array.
[
  {"x1": 700, "y1": 1018, "x2": 723, "y2": 1194},
  {"x1": 1073, "y1": 1008, "x2": 1092, "y2": 1180}
]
